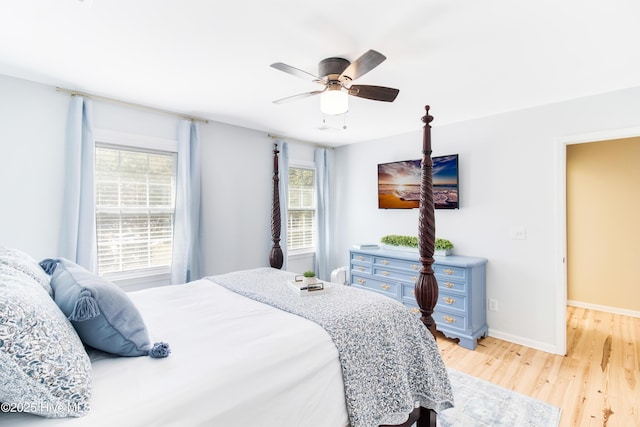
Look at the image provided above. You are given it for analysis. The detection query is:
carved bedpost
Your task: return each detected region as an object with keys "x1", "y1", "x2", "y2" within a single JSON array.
[
  {"x1": 269, "y1": 143, "x2": 284, "y2": 269},
  {"x1": 415, "y1": 106, "x2": 439, "y2": 337}
]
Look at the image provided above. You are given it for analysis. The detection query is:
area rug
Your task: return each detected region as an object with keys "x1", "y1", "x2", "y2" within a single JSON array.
[{"x1": 437, "y1": 368, "x2": 562, "y2": 427}]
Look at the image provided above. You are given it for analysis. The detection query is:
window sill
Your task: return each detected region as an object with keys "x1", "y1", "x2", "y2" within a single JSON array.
[
  {"x1": 104, "y1": 268, "x2": 171, "y2": 292},
  {"x1": 287, "y1": 250, "x2": 316, "y2": 260}
]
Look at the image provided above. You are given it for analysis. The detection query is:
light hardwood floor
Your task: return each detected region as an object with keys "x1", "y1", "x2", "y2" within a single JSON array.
[{"x1": 436, "y1": 306, "x2": 640, "y2": 427}]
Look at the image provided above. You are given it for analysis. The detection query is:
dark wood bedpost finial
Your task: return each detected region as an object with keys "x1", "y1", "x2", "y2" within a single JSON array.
[
  {"x1": 270, "y1": 143, "x2": 284, "y2": 269},
  {"x1": 415, "y1": 105, "x2": 439, "y2": 337}
]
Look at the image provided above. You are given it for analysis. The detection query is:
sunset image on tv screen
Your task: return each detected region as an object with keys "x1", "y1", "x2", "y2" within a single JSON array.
[{"x1": 378, "y1": 155, "x2": 458, "y2": 209}]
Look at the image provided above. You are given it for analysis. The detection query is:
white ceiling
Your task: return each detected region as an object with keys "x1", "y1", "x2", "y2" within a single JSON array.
[{"x1": 1, "y1": 0, "x2": 639, "y2": 147}]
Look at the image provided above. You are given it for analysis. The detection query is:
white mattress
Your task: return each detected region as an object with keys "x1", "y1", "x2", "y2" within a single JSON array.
[{"x1": 3, "y1": 279, "x2": 349, "y2": 427}]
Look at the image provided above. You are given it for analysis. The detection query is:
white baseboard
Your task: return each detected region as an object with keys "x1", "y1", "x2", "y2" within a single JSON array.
[
  {"x1": 485, "y1": 302, "x2": 640, "y2": 357},
  {"x1": 567, "y1": 300, "x2": 640, "y2": 318},
  {"x1": 486, "y1": 329, "x2": 563, "y2": 355}
]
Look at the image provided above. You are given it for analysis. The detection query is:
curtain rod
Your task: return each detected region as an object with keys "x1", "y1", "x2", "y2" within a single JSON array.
[
  {"x1": 268, "y1": 133, "x2": 334, "y2": 150},
  {"x1": 56, "y1": 87, "x2": 209, "y2": 124}
]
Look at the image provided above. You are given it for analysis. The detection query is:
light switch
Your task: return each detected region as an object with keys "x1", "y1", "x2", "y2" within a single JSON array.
[{"x1": 510, "y1": 226, "x2": 526, "y2": 240}]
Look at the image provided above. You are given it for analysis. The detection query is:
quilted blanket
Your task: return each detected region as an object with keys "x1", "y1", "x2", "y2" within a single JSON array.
[{"x1": 209, "y1": 267, "x2": 453, "y2": 427}]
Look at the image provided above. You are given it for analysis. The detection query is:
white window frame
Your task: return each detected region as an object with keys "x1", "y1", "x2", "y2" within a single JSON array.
[
  {"x1": 93, "y1": 129, "x2": 178, "y2": 290},
  {"x1": 287, "y1": 160, "x2": 317, "y2": 256}
]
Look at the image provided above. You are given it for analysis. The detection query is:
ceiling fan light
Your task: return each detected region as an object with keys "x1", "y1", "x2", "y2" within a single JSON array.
[{"x1": 320, "y1": 89, "x2": 348, "y2": 115}]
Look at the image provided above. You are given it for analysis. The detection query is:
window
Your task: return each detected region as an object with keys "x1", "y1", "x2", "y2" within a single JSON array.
[
  {"x1": 95, "y1": 144, "x2": 176, "y2": 278},
  {"x1": 288, "y1": 166, "x2": 316, "y2": 252}
]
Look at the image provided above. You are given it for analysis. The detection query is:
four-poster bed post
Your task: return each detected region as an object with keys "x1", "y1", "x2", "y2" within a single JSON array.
[
  {"x1": 393, "y1": 105, "x2": 439, "y2": 427},
  {"x1": 269, "y1": 143, "x2": 284, "y2": 269},
  {"x1": 415, "y1": 105, "x2": 439, "y2": 336},
  {"x1": 385, "y1": 105, "x2": 440, "y2": 427},
  {"x1": 415, "y1": 105, "x2": 439, "y2": 426}
]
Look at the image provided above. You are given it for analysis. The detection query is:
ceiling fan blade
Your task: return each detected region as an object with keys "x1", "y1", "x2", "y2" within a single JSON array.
[
  {"x1": 348, "y1": 85, "x2": 399, "y2": 102},
  {"x1": 340, "y1": 50, "x2": 386, "y2": 81},
  {"x1": 270, "y1": 62, "x2": 322, "y2": 82},
  {"x1": 272, "y1": 90, "x2": 325, "y2": 104}
]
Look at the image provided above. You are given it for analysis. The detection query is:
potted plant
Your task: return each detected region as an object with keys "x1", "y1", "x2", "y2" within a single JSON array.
[
  {"x1": 381, "y1": 234, "x2": 454, "y2": 256},
  {"x1": 434, "y1": 238, "x2": 454, "y2": 256},
  {"x1": 302, "y1": 270, "x2": 316, "y2": 286},
  {"x1": 380, "y1": 235, "x2": 418, "y2": 252}
]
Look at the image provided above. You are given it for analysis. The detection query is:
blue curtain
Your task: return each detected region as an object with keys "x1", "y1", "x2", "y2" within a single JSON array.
[
  {"x1": 171, "y1": 120, "x2": 202, "y2": 284},
  {"x1": 59, "y1": 96, "x2": 96, "y2": 271},
  {"x1": 278, "y1": 141, "x2": 289, "y2": 271},
  {"x1": 314, "y1": 148, "x2": 331, "y2": 281}
]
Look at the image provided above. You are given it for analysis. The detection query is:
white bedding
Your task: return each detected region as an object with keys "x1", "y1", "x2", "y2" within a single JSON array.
[{"x1": 2, "y1": 279, "x2": 349, "y2": 427}]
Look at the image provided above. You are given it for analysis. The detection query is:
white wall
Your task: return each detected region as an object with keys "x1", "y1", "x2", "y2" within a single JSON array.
[
  {"x1": 332, "y1": 87, "x2": 640, "y2": 354},
  {"x1": 0, "y1": 74, "x2": 276, "y2": 276},
  {"x1": 0, "y1": 76, "x2": 68, "y2": 259},
  {"x1": 199, "y1": 122, "x2": 274, "y2": 275}
]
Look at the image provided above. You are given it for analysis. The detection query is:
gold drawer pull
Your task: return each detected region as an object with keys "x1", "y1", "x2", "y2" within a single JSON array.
[
  {"x1": 411, "y1": 276, "x2": 417, "y2": 282},
  {"x1": 380, "y1": 259, "x2": 389, "y2": 265},
  {"x1": 443, "y1": 315, "x2": 456, "y2": 324},
  {"x1": 444, "y1": 282, "x2": 454, "y2": 288},
  {"x1": 381, "y1": 284, "x2": 390, "y2": 291},
  {"x1": 443, "y1": 269, "x2": 454, "y2": 275},
  {"x1": 411, "y1": 264, "x2": 419, "y2": 270},
  {"x1": 443, "y1": 297, "x2": 456, "y2": 305},
  {"x1": 357, "y1": 266, "x2": 365, "y2": 271},
  {"x1": 411, "y1": 308, "x2": 420, "y2": 315},
  {"x1": 357, "y1": 256, "x2": 365, "y2": 261},
  {"x1": 381, "y1": 271, "x2": 390, "y2": 276},
  {"x1": 357, "y1": 278, "x2": 366, "y2": 285}
]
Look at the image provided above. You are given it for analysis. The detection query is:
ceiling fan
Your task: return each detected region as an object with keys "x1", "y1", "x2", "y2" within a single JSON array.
[{"x1": 270, "y1": 49, "x2": 399, "y2": 115}]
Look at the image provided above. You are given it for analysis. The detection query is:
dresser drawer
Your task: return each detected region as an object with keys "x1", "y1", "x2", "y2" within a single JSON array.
[
  {"x1": 436, "y1": 292, "x2": 467, "y2": 312},
  {"x1": 434, "y1": 309, "x2": 466, "y2": 332},
  {"x1": 403, "y1": 283, "x2": 467, "y2": 312},
  {"x1": 351, "y1": 274, "x2": 399, "y2": 298},
  {"x1": 374, "y1": 256, "x2": 421, "y2": 273},
  {"x1": 351, "y1": 252, "x2": 373, "y2": 264},
  {"x1": 373, "y1": 266, "x2": 419, "y2": 284},
  {"x1": 438, "y1": 278, "x2": 467, "y2": 294},
  {"x1": 433, "y1": 264, "x2": 466, "y2": 280},
  {"x1": 350, "y1": 263, "x2": 371, "y2": 274},
  {"x1": 401, "y1": 283, "x2": 417, "y2": 304}
]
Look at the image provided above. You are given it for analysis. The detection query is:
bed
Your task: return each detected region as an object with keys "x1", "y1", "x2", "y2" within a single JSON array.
[{"x1": 0, "y1": 106, "x2": 452, "y2": 426}]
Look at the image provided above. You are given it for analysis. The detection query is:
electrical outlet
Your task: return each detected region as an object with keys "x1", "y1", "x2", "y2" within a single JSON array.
[{"x1": 488, "y1": 298, "x2": 498, "y2": 312}]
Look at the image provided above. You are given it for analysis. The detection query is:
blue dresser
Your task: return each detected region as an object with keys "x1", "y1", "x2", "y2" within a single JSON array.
[{"x1": 349, "y1": 248, "x2": 488, "y2": 350}]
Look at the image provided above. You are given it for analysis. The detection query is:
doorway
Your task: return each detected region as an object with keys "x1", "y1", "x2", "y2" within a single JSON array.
[
  {"x1": 566, "y1": 138, "x2": 640, "y2": 312},
  {"x1": 555, "y1": 127, "x2": 640, "y2": 355}
]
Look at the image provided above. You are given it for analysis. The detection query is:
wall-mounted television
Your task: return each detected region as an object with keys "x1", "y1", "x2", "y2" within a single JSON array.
[{"x1": 377, "y1": 154, "x2": 459, "y2": 209}]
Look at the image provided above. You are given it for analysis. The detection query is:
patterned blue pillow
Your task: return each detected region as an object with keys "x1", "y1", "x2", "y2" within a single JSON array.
[
  {"x1": 0, "y1": 246, "x2": 52, "y2": 296},
  {"x1": 44, "y1": 258, "x2": 167, "y2": 357},
  {"x1": 0, "y1": 271, "x2": 92, "y2": 418}
]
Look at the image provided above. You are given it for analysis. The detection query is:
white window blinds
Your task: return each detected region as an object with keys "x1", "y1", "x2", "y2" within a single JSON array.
[
  {"x1": 95, "y1": 145, "x2": 176, "y2": 276},
  {"x1": 287, "y1": 166, "x2": 316, "y2": 251}
]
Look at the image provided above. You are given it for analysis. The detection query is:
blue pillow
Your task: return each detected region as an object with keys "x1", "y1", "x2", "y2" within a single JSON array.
[{"x1": 41, "y1": 258, "x2": 170, "y2": 358}]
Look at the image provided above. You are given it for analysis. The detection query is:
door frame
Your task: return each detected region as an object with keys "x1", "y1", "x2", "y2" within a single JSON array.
[{"x1": 554, "y1": 126, "x2": 640, "y2": 355}]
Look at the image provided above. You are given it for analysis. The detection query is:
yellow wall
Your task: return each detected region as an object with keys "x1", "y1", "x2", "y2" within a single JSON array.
[{"x1": 566, "y1": 137, "x2": 640, "y2": 311}]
